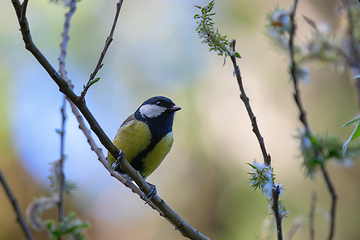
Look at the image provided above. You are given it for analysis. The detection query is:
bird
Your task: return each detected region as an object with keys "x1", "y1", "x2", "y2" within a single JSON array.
[{"x1": 107, "y1": 96, "x2": 181, "y2": 182}]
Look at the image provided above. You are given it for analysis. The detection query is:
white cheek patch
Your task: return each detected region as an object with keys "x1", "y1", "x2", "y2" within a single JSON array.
[{"x1": 139, "y1": 104, "x2": 166, "y2": 118}]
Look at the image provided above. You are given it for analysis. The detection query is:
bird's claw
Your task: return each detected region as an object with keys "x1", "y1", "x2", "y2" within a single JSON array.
[
  {"x1": 112, "y1": 150, "x2": 125, "y2": 172},
  {"x1": 144, "y1": 183, "x2": 157, "y2": 204}
]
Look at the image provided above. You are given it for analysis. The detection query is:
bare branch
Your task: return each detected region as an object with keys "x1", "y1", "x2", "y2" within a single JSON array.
[
  {"x1": 230, "y1": 40, "x2": 271, "y2": 166},
  {"x1": 58, "y1": 96, "x2": 67, "y2": 227},
  {"x1": 289, "y1": 0, "x2": 311, "y2": 134},
  {"x1": 0, "y1": 168, "x2": 34, "y2": 240},
  {"x1": 57, "y1": 1, "x2": 78, "y2": 230},
  {"x1": 229, "y1": 40, "x2": 282, "y2": 239},
  {"x1": 59, "y1": 0, "x2": 77, "y2": 85}
]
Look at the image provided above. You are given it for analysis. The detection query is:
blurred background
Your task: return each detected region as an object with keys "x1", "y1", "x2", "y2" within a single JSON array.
[{"x1": 1, "y1": 0, "x2": 360, "y2": 239}]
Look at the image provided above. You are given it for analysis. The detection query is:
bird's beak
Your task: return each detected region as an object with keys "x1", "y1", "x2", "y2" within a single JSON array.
[{"x1": 170, "y1": 106, "x2": 181, "y2": 112}]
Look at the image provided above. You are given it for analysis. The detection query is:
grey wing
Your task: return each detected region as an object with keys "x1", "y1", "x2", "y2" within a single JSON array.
[{"x1": 120, "y1": 114, "x2": 136, "y2": 128}]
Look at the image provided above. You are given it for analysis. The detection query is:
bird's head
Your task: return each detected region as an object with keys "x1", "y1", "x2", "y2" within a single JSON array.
[{"x1": 135, "y1": 96, "x2": 181, "y2": 120}]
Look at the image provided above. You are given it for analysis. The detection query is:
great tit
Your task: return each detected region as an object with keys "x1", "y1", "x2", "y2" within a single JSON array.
[{"x1": 107, "y1": 96, "x2": 181, "y2": 181}]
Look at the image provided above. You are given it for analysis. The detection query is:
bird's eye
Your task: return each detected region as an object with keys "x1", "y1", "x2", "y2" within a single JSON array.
[{"x1": 156, "y1": 101, "x2": 161, "y2": 106}]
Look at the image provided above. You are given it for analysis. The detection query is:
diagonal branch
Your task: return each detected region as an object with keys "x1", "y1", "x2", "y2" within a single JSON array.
[
  {"x1": 11, "y1": 1, "x2": 209, "y2": 239},
  {"x1": 0, "y1": 168, "x2": 34, "y2": 240},
  {"x1": 229, "y1": 41, "x2": 282, "y2": 239},
  {"x1": 229, "y1": 41, "x2": 271, "y2": 167}
]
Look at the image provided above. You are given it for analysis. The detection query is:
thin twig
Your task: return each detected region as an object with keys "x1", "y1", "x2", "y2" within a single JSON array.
[
  {"x1": 321, "y1": 165, "x2": 337, "y2": 240},
  {"x1": 80, "y1": 0, "x2": 124, "y2": 99},
  {"x1": 309, "y1": 191, "x2": 317, "y2": 240},
  {"x1": 229, "y1": 41, "x2": 271, "y2": 166},
  {"x1": 58, "y1": 97, "x2": 67, "y2": 227},
  {"x1": 289, "y1": 0, "x2": 310, "y2": 134},
  {"x1": 57, "y1": 0, "x2": 78, "y2": 230},
  {"x1": 272, "y1": 186, "x2": 283, "y2": 240},
  {"x1": 59, "y1": 0, "x2": 77, "y2": 86},
  {"x1": 289, "y1": 1, "x2": 323, "y2": 164},
  {"x1": 288, "y1": 1, "x2": 337, "y2": 240},
  {"x1": 11, "y1": 1, "x2": 209, "y2": 239},
  {"x1": 0, "y1": 168, "x2": 34, "y2": 240}
]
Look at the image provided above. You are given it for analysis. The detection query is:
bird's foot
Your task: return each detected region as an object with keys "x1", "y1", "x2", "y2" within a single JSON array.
[
  {"x1": 112, "y1": 150, "x2": 125, "y2": 172},
  {"x1": 144, "y1": 182, "x2": 157, "y2": 204}
]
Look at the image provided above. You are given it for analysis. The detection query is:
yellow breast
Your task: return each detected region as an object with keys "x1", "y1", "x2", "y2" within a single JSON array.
[
  {"x1": 107, "y1": 120, "x2": 151, "y2": 168},
  {"x1": 107, "y1": 120, "x2": 174, "y2": 179}
]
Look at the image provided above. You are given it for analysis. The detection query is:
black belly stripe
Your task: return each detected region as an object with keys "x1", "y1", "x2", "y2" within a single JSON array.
[{"x1": 130, "y1": 135, "x2": 162, "y2": 175}]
